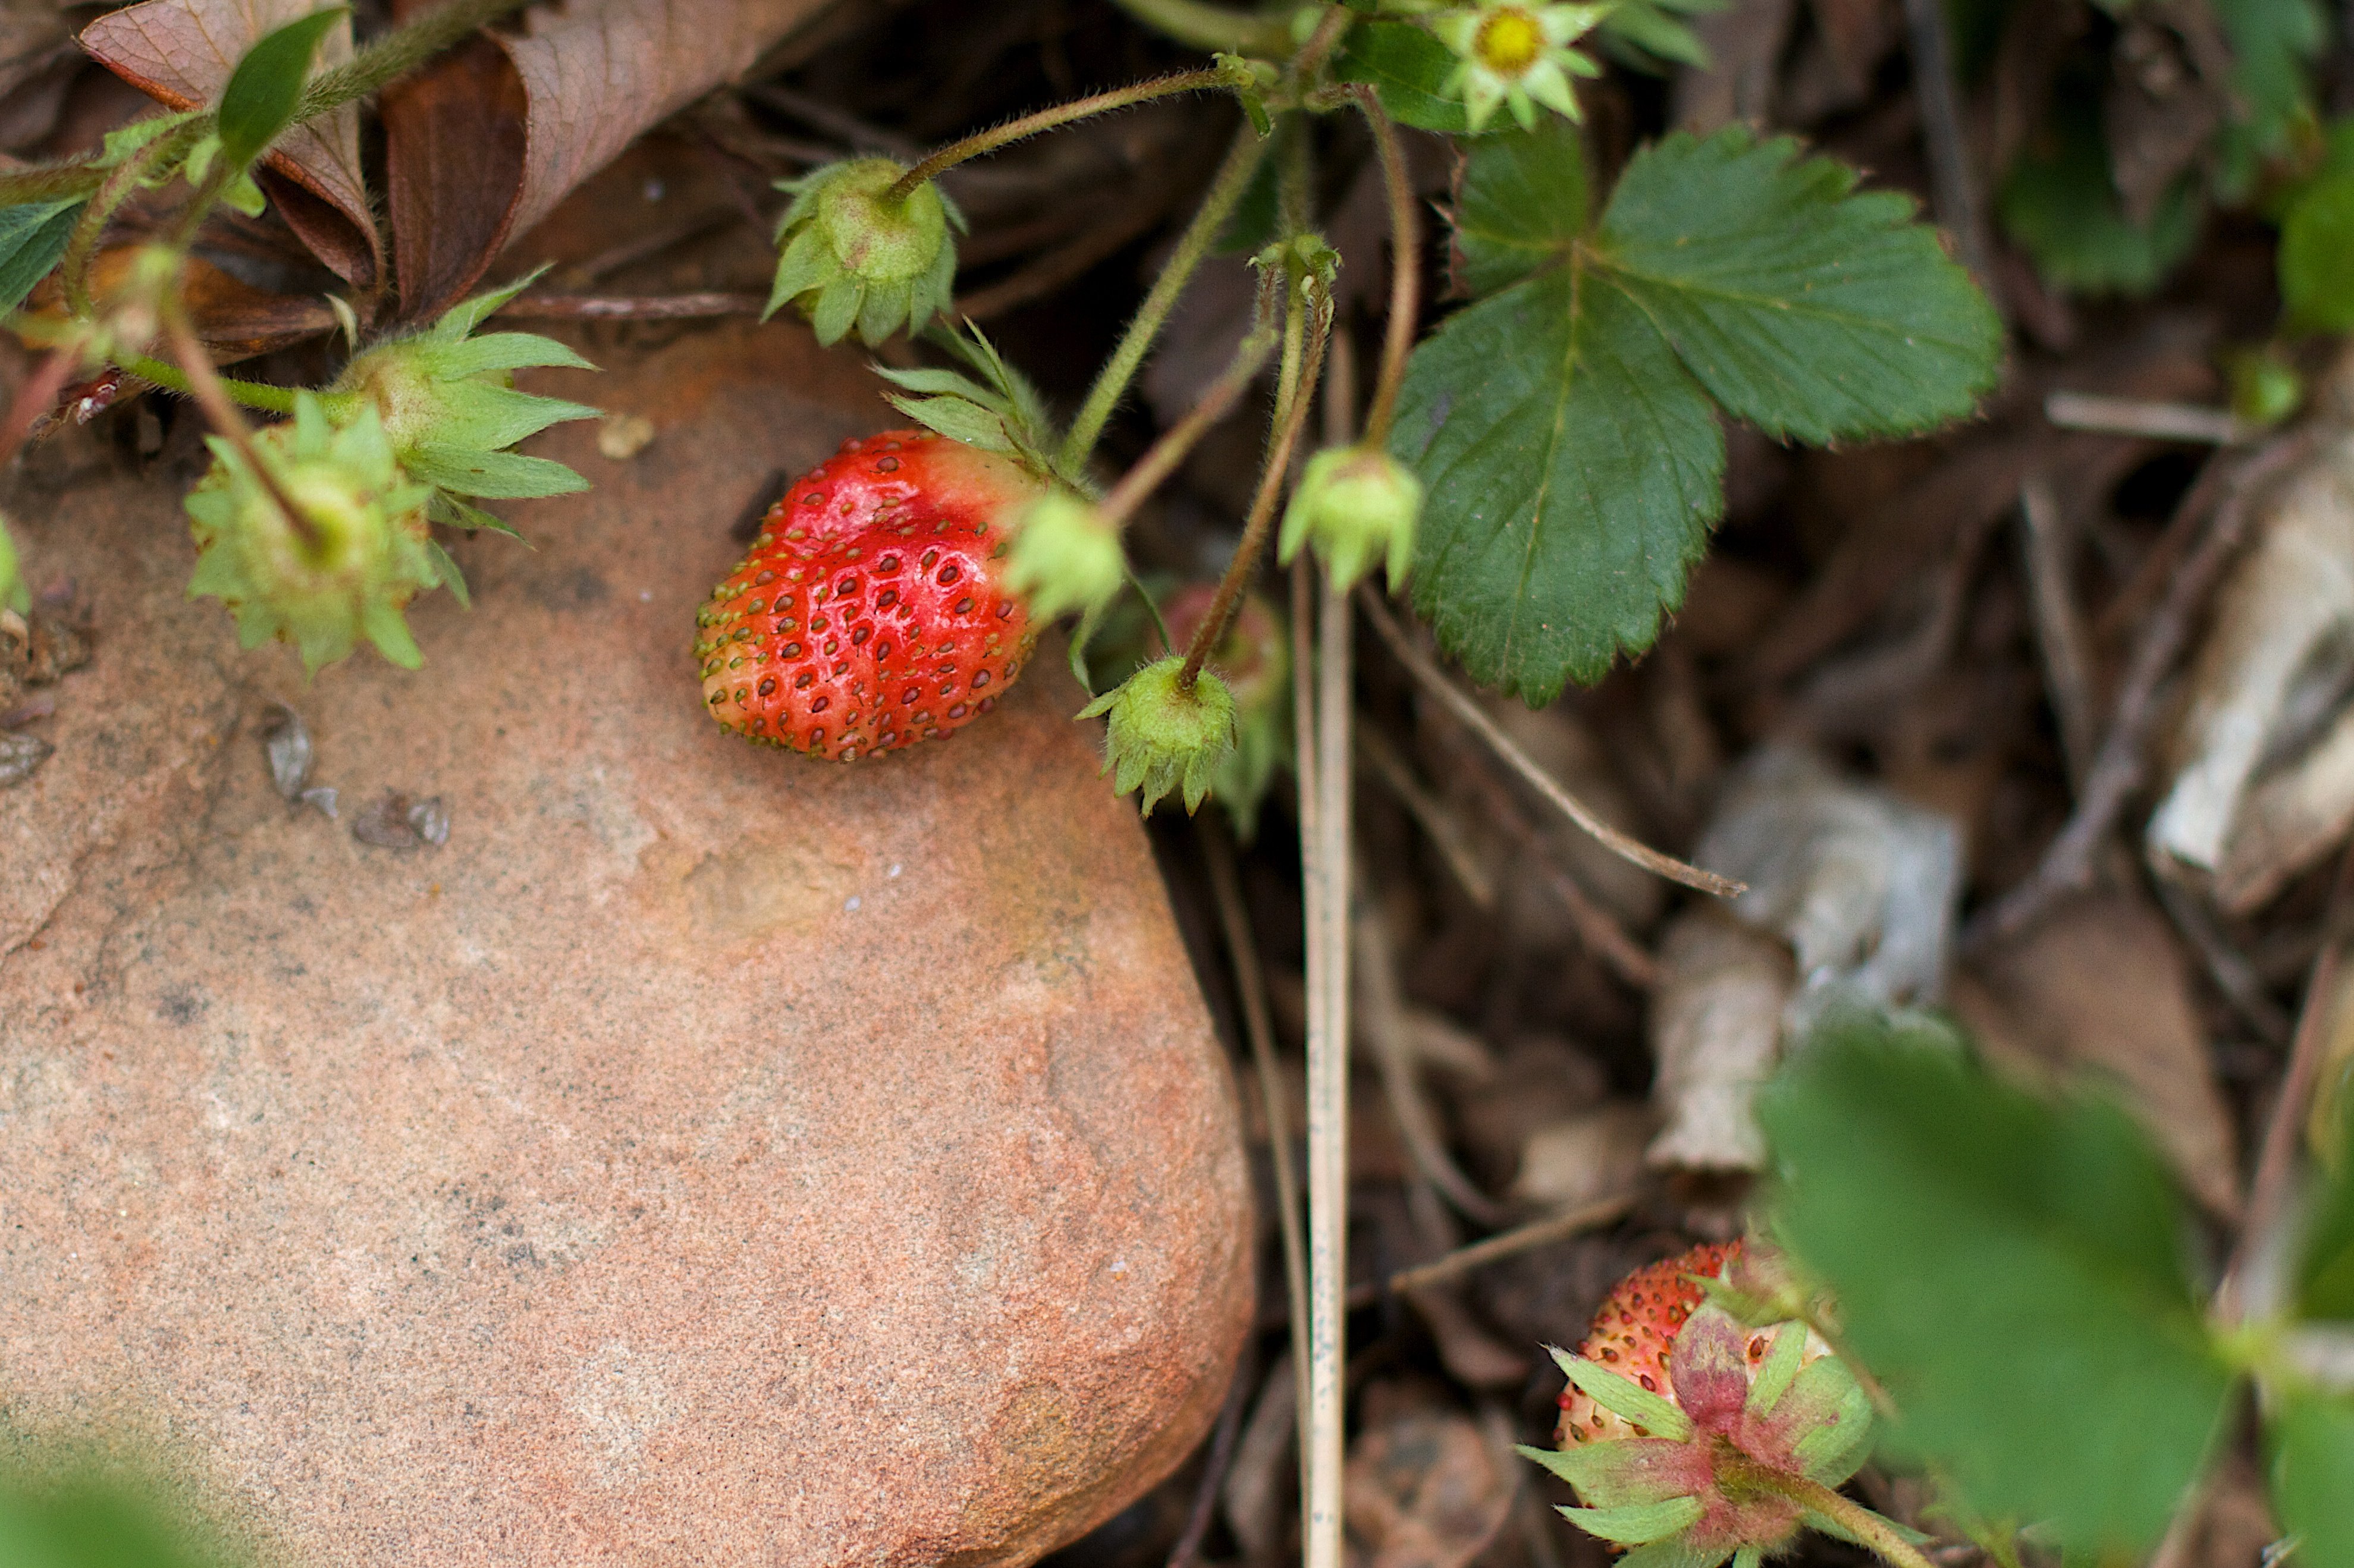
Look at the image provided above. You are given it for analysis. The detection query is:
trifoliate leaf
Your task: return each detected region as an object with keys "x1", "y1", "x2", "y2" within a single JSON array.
[
  {"x1": 0, "y1": 198, "x2": 83, "y2": 316},
  {"x1": 1451, "y1": 117, "x2": 1588, "y2": 297},
  {"x1": 1333, "y1": 20, "x2": 1477, "y2": 134},
  {"x1": 2282, "y1": 171, "x2": 2354, "y2": 334},
  {"x1": 1398, "y1": 124, "x2": 1999, "y2": 700},
  {"x1": 1593, "y1": 129, "x2": 2002, "y2": 444},
  {"x1": 215, "y1": 7, "x2": 348, "y2": 171},
  {"x1": 2269, "y1": 1391, "x2": 2354, "y2": 1568},
  {"x1": 1759, "y1": 1019, "x2": 2236, "y2": 1558}
]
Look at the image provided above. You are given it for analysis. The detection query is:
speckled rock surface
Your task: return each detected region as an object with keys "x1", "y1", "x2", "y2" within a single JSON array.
[{"x1": 0, "y1": 322, "x2": 1252, "y2": 1566}]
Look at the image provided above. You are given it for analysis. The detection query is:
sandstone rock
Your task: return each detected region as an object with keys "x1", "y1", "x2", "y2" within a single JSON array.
[{"x1": 0, "y1": 322, "x2": 1252, "y2": 1566}]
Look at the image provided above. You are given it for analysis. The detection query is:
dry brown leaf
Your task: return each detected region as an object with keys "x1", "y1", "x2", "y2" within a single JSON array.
[
  {"x1": 382, "y1": 0, "x2": 839, "y2": 318},
  {"x1": 1512, "y1": 1102, "x2": 1653, "y2": 1209},
  {"x1": 79, "y1": 0, "x2": 379, "y2": 287},
  {"x1": 1952, "y1": 893, "x2": 2241, "y2": 1217},
  {"x1": 1646, "y1": 906, "x2": 1792, "y2": 1172},
  {"x1": 1342, "y1": 1400, "x2": 1515, "y2": 1568},
  {"x1": 2150, "y1": 362, "x2": 2354, "y2": 912},
  {"x1": 23, "y1": 245, "x2": 336, "y2": 360}
]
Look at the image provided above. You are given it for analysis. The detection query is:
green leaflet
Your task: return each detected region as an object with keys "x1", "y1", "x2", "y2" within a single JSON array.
[
  {"x1": 2300, "y1": 1102, "x2": 2354, "y2": 1321},
  {"x1": 1997, "y1": 102, "x2": 2202, "y2": 297},
  {"x1": 2269, "y1": 1391, "x2": 2354, "y2": 1568},
  {"x1": 216, "y1": 8, "x2": 348, "y2": 171},
  {"x1": 1759, "y1": 1020, "x2": 2237, "y2": 1558},
  {"x1": 0, "y1": 198, "x2": 82, "y2": 317},
  {"x1": 1396, "y1": 124, "x2": 1998, "y2": 702},
  {"x1": 2282, "y1": 169, "x2": 2354, "y2": 334},
  {"x1": 2211, "y1": 0, "x2": 2327, "y2": 197},
  {"x1": 1332, "y1": 21, "x2": 1477, "y2": 135}
]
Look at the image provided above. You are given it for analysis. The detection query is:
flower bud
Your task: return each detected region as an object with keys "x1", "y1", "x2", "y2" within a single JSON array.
[
  {"x1": 1078, "y1": 655, "x2": 1238, "y2": 816},
  {"x1": 1006, "y1": 490, "x2": 1125, "y2": 621},
  {"x1": 184, "y1": 395, "x2": 442, "y2": 673},
  {"x1": 1279, "y1": 445, "x2": 1423, "y2": 590},
  {"x1": 766, "y1": 158, "x2": 963, "y2": 347}
]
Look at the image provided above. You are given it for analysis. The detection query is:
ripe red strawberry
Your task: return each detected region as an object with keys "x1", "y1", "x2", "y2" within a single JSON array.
[
  {"x1": 696, "y1": 430, "x2": 1047, "y2": 761},
  {"x1": 1556, "y1": 1240, "x2": 1735, "y2": 1446}
]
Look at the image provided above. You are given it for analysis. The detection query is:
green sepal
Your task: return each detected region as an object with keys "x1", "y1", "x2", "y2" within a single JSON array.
[
  {"x1": 1744, "y1": 1324, "x2": 1810, "y2": 1417},
  {"x1": 1730, "y1": 1547, "x2": 1761, "y2": 1568},
  {"x1": 765, "y1": 225, "x2": 833, "y2": 320},
  {"x1": 425, "y1": 381, "x2": 602, "y2": 453},
  {"x1": 428, "y1": 491, "x2": 525, "y2": 541},
  {"x1": 411, "y1": 331, "x2": 597, "y2": 378},
  {"x1": 809, "y1": 274, "x2": 861, "y2": 345},
  {"x1": 98, "y1": 108, "x2": 200, "y2": 171},
  {"x1": 361, "y1": 594, "x2": 423, "y2": 669},
  {"x1": 1785, "y1": 1362, "x2": 1875, "y2": 1485},
  {"x1": 1558, "y1": 1495, "x2": 1705, "y2": 1545},
  {"x1": 427, "y1": 265, "x2": 548, "y2": 339},
  {"x1": 402, "y1": 445, "x2": 588, "y2": 500},
  {"x1": 1616, "y1": 1538, "x2": 1732, "y2": 1568},
  {"x1": 1548, "y1": 1347, "x2": 1696, "y2": 1441},
  {"x1": 887, "y1": 394, "x2": 1015, "y2": 453}
]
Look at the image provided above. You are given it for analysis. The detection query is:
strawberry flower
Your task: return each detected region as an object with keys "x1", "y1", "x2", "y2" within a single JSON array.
[{"x1": 1431, "y1": 2, "x2": 1609, "y2": 131}]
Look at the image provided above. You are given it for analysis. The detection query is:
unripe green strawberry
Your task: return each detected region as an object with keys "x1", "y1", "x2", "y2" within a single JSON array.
[
  {"x1": 1005, "y1": 491, "x2": 1125, "y2": 623},
  {"x1": 184, "y1": 396, "x2": 442, "y2": 672},
  {"x1": 1280, "y1": 445, "x2": 1422, "y2": 591},
  {"x1": 1160, "y1": 583, "x2": 1289, "y2": 833},
  {"x1": 1078, "y1": 655, "x2": 1238, "y2": 815},
  {"x1": 767, "y1": 158, "x2": 962, "y2": 347},
  {"x1": 696, "y1": 430, "x2": 1044, "y2": 761}
]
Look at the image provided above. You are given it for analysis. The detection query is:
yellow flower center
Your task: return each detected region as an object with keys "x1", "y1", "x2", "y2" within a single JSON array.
[{"x1": 1475, "y1": 8, "x2": 1545, "y2": 76}]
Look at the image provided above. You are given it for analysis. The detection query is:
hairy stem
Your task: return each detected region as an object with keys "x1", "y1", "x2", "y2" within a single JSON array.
[
  {"x1": 163, "y1": 297, "x2": 318, "y2": 548},
  {"x1": 1347, "y1": 86, "x2": 1419, "y2": 448},
  {"x1": 297, "y1": 0, "x2": 538, "y2": 123},
  {"x1": 887, "y1": 69, "x2": 1231, "y2": 200},
  {"x1": 1179, "y1": 278, "x2": 1330, "y2": 689},
  {"x1": 121, "y1": 351, "x2": 302, "y2": 416},
  {"x1": 59, "y1": 125, "x2": 200, "y2": 315},
  {"x1": 1749, "y1": 1470, "x2": 1938, "y2": 1568},
  {"x1": 1060, "y1": 121, "x2": 1269, "y2": 472},
  {"x1": 1108, "y1": 0, "x2": 1292, "y2": 55},
  {"x1": 1093, "y1": 314, "x2": 1278, "y2": 534}
]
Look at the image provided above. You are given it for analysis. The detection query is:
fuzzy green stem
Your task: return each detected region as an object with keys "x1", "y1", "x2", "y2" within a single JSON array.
[
  {"x1": 162, "y1": 296, "x2": 320, "y2": 549},
  {"x1": 121, "y1": 351, "x2": 303, "y2": 417},
  {"x1": 1059, "y1": 122, "x2": 1270, "y2": 472},
  {"x1": 1717, "y1": 1457, "x2": 1938, "y2": 1568},
  {"x1": 1094, "y1": 314, "x2": 1279, "y2": 535},
  {"x1": 1289, "y1": 4, "x2": 1355, "y2": 83},
  {"x1": 1108, "y1": 0, "x2": 1292, "y2": 55},
  {"x1": 297, "y1": 0, "x2": 537, "y2": 123},
  {"x1": 58, "y1": 125, "x2": 201, "y2": 315},
  {"x1": 887, "y1": 69, "x2": 1231, "y2": 202},
  {"x1": 1347, "y1": 85, "x2": 1418, "y2": 449},
  {"x1": 1179, "y1": 276, "x2": 1329, "y2": 690}
]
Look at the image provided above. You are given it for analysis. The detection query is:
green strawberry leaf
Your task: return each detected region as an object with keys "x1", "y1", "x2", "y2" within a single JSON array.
[
  {"x1": 2212, "y1": 0, "x2": 2327, "y2": 197},
  {"x1": 1451, "y1": 118, "x2": 1587, "y2": 297},
  {"x1": 215, "y1": 7, "x2": 348, "y2": 172},
  {"x1": 1759, "y1": 1019, "x2": 2237, "y2": 1558},
  {"x1": 0, "y1": 198, "x2": 84, "y2": 317},
  {"x1": 1396, "y1": 125, "x2": 1998, "y2": 702},
  {"x1": 2281, "y1": 170, "x2": 2354, "y2": 334},
  {"x1": 1332, "y1": 20, "x2": 1476, "y2": 135},
  {"x1": 2268, "y1": 1391, "x2": 2354, "y2": 1568}
]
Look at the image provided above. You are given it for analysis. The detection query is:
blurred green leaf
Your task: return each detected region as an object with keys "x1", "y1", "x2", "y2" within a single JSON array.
[
  {"x1": 2269, "y1": 1392, "x2": 2354, "y2": 1568},
  {"x1": 1758, "y1": 1020, "x2": 2236, "y2": 1558},
  {"x1": 1451, "y1": 118, "x2": 1587, "y2": 297},
  {"x1": 1332, "y1": 21, "x2": 1474, "y2": 135},
  {"x1": 1998, "y1": 105, "x2": 2201, "y2": 296},
  {"x1": 1396, "y1": 127, "x2": 1998, "y2": 700},
  {"x1": 0, "y1": 511, "x2": 27, "y2": 615},
  {"x1": 0, "y1": 1476, "x2": 219, "y2": 1568},
  {"x1": 2302, "y1": 1102, "x2": 2354, "y2": 1322},
  {"x1": 2211, "y1": 0, "x2": 2327, "y2": 197},
  {"x1": 215, "y1": 7, "x2": 347, "y2": 172},
  {"x1": 2281, "y1": 171, "x2": 2354, "y2": 334},
  {"x1": 1595, "y1": 0, "x2": 1723, "y2": 70},
  {"x1": 0, "y1": 199, "x2": 83, "y2": 317}
]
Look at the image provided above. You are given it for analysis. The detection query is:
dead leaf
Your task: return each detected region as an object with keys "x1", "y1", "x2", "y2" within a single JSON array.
[
  {"x1": 382, "y1": 0, "x2": 840, "y2": 319},
  {"x1": 79, "y1": 0, "x2": 380, "y2": 287},
  {"x1": 1953, "y1": 893, "x2": 2241, "y2": 1217},
  {"x1": 1342, "y1": 1399, "x2": 1515, "y2": 1568},
  {"x1": 1512, "y1": 1102, "x2": 1653, "y2": 1208},
  {"x1": 1646, "y1": 906, "x2": 1792, "y2": 1172},
  {"x1": 22, "y1": 246, "x2": 337, "y2": 360},
  {"x1": 2150, "y1": 357, "x2": 2354, "y2": 912}
]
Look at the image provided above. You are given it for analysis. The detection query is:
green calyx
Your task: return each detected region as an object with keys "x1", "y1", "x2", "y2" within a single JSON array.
[
  {"x1": 1279, "y1": 444, "x2": 1423, "y2": 590},
  {"x1": 1078, "y1": 655, "x2": 1238, "y2": 816},
  {"x1": 325, "y1": 269, "x2": 598, "y2": 530},
  {"x1": 184, "y1": 394, "x2": 441, "y2": 673},
  {"x1": 767, "y1": 158, "x2": 965, "y2": 346},
  {"x1": 1175, "y1": 587, "x2": 1291, "y2": 835},
  {"x1": 1007, "y1": 491, "x2": 1126, "y2": 622}
]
